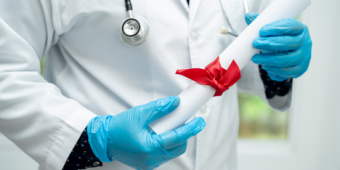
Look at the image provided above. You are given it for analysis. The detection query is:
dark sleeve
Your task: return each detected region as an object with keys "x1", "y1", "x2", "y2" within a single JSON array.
[
  {"x1": 259, "y1": 66, "x2": 293, "y2": 99},
  {"x1": 62, "y1": 127, "x2": 103, "y2": 170}
]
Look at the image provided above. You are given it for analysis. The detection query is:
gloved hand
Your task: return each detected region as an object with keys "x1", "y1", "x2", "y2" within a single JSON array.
[
  {"x1": 87, "y1": 96, "x2": 206, "y2": 170},
  {"x1": 245, "y1": 12, "x2": 312, "y2": 81}
]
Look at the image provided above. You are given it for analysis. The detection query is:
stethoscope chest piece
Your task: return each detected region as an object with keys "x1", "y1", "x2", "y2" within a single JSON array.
[{"x1": 120, "y1": 15, "x2": 149, "y2": 46}]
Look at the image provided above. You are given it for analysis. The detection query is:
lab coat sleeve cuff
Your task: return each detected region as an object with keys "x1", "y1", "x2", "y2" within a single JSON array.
[{"x1": 41, "y1": 108, "x2": 96, "y2": 170}]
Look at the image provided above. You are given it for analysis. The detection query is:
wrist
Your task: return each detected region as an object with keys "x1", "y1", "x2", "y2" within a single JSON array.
[
  {"x1": 87, "y1": 115, "x2": 114, "y2": 163},
  {"x1": 63, "y1": 128, "x2": 102, "y2": 170}
]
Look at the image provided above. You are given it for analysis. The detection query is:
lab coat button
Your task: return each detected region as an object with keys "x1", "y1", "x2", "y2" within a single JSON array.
[
  {"x1": 93, "y1": 161, "x2": 100, "y2": 167},
  {"x1": 200, "y1": 105, "x2": 207, "y2": 114},
  {"x1": 220, "y1": 26, "x2": 229, "y2": 34},
  {"x1": 191, "y1": 31, "x2": 201, "y2": 42}
]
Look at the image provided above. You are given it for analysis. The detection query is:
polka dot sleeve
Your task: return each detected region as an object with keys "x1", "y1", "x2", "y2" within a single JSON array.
[
  {"x1": 62, "y1": 127, "x2": 103, "y2": 170},
  {"x1": 259, "y1": 65, "x2": 293, "y2": 99}
]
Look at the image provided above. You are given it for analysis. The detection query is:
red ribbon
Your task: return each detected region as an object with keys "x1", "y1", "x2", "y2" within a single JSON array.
[{"x1": 176, "y1": 57, "x2": 241, "y2": 97}]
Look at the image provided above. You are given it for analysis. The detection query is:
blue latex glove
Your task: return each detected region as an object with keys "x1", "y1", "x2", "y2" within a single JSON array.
[
  {"x1": 87, "y1": 96, "x2": 206, "y2": 170},
  {"x1": 245, "y1": 12, "x2": 312, "y2": 81}
]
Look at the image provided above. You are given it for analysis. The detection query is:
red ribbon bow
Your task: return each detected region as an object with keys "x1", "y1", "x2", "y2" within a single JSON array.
[{"x1": 176, "y1": 57, "x2": 241, "y2": 97}]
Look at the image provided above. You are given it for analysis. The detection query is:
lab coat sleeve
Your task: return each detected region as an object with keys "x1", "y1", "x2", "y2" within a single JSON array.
[
  {"x1": 237, "y1": 61, "x2": 292, "y2": 112},
  {"x1": 0, "y1": 1, "x2": 96, "y2": 170}
]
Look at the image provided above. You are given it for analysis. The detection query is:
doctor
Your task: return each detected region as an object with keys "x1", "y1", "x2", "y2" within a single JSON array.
[{"x1": 0, "y1": 0, "x2": 311, "y2": 170}]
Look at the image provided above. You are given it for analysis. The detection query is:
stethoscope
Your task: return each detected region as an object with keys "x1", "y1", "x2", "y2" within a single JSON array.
[{"x1": 120, "y1": 0, "x2": 249, "y2": 46}]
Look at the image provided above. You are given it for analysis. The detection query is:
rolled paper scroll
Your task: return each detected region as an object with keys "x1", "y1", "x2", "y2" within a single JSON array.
[{"x1": 149, "y1": 0, "x2": 311, "y2": 134}]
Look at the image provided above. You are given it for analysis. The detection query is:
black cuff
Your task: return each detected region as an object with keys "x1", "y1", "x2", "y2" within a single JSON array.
[
  {"x1": 63, "y1": 127, "x2": 103, "y2": 170},
  {"x1": 259, "y1": 65, "x2": 293, "y2": 99}
]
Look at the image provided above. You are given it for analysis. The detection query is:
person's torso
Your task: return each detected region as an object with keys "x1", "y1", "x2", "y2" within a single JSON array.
[{"x1": 44, "y1": 0, "x2": 262, "y2": 169}]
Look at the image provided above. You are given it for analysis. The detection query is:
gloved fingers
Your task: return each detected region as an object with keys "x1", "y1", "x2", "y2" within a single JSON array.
[
  {"x1": 253, "y1": 34, "x2": 305, "y2": 51},
  {"x1": 142, "y1": 96, "x2": 180, "y2": 125},
  {"x1": 155, "y1": 117, "x2": 206, "y2": 149},
  {"x1": 167, "y1": 142, "x2": 187, "y2": 158},
  {"x1": 154, "y1": 142, "x2": 187, "y2": 163},
  {"x1": 262, "y1": 57, "x2": 311, "y2": 78},
  {"x1": 252, "y1": 50, "x2": 305, "y2": 68},
  {"x1": 245, "y1": 12, "x2": 259, "y2": 25},
  {"x1": 260, "y1": 18, "x2": 304, "y2": 37}
]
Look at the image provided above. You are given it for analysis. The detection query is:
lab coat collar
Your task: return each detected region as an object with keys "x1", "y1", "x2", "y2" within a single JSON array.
[{"x1": 179, "y1": 0, "x2": 189, "y2": 12}]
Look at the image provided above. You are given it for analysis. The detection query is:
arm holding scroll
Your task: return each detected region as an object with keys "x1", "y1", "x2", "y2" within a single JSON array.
[{"x1": 239, "y1": 12, "x2": 311, "y2": 111}]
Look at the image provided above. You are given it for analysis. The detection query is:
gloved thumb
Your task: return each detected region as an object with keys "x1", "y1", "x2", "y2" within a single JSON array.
[
  {"x1": 143, "y1": 96, "x2": 180, "y2": 124},
  {"x1": 155, "y1": 117, "x2": 206, "y2": 149},
  {"x1": 245, "y1": 12, "x2": 259, "y2": 25}
]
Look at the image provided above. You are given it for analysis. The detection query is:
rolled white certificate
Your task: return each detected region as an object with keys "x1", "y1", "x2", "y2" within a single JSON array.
[{"x1": 149, "y1": 0, "x2": 311, "y2": 134}]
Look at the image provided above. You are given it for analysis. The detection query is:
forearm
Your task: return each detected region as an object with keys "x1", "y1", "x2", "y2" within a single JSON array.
[{"x1": 0, "y1": 68, "x2": 96, "y2": 170}]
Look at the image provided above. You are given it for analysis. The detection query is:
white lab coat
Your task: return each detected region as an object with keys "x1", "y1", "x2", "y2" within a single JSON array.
[{"x1": 0, "y1": 0, "x2": 291, "y2": 170}]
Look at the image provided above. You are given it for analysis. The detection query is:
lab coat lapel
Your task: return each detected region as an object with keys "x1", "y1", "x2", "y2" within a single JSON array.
[
  {"x1": 178, "y1": 0, "x2": 189, "y2": 13},
  {"x1": 188, "y1": 0, "x2": 203, "y2": 28}
]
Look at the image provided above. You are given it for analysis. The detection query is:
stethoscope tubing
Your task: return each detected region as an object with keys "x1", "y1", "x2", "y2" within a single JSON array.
[{"x1": 121, "y1": 0, "x2": 250, "y2": 45}]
